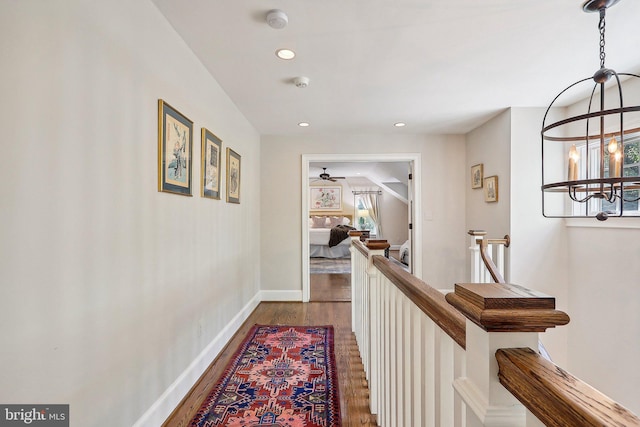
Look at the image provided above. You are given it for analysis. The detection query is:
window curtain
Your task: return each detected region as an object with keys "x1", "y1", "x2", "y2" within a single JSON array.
[{"x1": 361, "y1": 193, "x2": 381, "y2": 238}]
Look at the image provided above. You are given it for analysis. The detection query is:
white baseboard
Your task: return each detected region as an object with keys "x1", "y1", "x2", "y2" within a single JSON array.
[
  {"x1": 259, "y1": 290, "x2": 303, "y2": 301},
  {"x1": 132, "y1": 292, "x2": 261, "y2": 427}
]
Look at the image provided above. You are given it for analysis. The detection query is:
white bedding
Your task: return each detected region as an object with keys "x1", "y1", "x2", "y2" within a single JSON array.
[
  {"x1": 309, "y1": 228, "x2": 334, "y2": 245},
  {"x1": 309, "y1": 227, "x2": 351, "y2": 258}
]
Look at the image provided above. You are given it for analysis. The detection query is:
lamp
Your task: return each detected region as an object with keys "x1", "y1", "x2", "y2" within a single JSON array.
[
  {"x1": 541, "y1": 0, "x2": 640, "y2": 220},
  {"x1": 357, "y1": 209, "x2": 369, "y2": 230}
]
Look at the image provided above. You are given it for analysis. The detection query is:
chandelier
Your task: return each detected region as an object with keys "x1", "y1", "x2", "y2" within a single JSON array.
[{"x1": 541, "y1": 0, "x2": 640, "y2": 220}]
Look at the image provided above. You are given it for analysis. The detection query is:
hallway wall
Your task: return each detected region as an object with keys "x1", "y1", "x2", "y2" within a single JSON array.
[{"x1": 0, "y1": 1, "x2": 260, "y2": 426}]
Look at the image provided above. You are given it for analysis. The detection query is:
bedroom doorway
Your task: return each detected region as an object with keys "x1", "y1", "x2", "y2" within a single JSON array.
[{"x1": 301, "y1": 154, "x2": 422, "y2": 303}]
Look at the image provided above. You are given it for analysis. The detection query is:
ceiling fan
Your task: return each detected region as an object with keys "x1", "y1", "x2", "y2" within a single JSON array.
[{"x1": 313, "y1": 167, "x2": 345, "y2": 182}]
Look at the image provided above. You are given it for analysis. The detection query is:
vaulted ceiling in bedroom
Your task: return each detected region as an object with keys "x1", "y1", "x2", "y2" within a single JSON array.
[{"x1": 309, "y1": 161, "x2": 410, "y2": 200}]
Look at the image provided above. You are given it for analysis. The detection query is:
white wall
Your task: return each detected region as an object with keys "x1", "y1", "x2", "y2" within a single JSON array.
[
  {"x1": 0, "y1": 2, "x2": 260, "y2": 426},
  {"x1": 509, "y1": 108, "x2": 569, "y2": 366},
  {"x1": 465, "y1": 110, "x2": 511, "y2": 280},
  {"x1": 379, "y1": 191, "x2": 409, "y2": 245},
  {"x1": 260, "y1": 134, "x2": 467, "y2": 291},
  {"x1": 566, "y1": 223, "x2": 640, "y2": 415}
]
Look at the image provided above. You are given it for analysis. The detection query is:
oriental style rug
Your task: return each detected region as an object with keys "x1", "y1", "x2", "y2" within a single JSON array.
[{"x1": 189, "y1": 325, "x2": 342, "y2": 427}]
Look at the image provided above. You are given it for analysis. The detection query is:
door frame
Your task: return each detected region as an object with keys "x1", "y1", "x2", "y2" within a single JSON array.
[{"x1": 301, "y1": 153, "x2": 422, "y2": 302}]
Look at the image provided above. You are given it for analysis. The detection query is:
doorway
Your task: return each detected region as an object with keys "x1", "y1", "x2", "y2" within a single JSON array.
[{"x1": 301, "y1": 154, "x2": 422, "y2": 302}]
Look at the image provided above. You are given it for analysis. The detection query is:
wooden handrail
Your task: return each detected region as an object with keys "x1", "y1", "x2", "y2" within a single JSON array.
[
  {"x1": 496, "y1": 347, "x2": 640, "y2": 427},
  {"x1": 477, "y1": 238, "x2": 506, "y2": 284},
  {"x1": 372, "y1": 255, "x2": 466, "y2": 349}
]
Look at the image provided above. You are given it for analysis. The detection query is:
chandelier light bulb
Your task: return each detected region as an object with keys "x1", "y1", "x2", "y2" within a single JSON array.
[{"x1": 608, "y1": 136, "x2": 618, "y2": 154}]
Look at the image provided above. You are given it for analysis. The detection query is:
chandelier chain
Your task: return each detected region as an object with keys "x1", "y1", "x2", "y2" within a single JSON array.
[{"x1": 598, "y1": 8, "x2": 606, "y2": 68}]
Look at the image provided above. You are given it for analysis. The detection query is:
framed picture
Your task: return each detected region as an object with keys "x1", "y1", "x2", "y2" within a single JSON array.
[
  {"x1": 158, "y1": 99, "x2": 193, "y2": 196},
  {"x1": 484, "y1": 175, "x2": 498, "y2": 202},
  {"x1": 310, "y1": 186, "x2": 342, "y2": 211},
  {"x1": 201, "y1": 128, "x2": 222, "y2": 199},
  {"x1": 226, "y1": 148, "x2": 241, "y2": 204},
  {"x1": 471, "y1": 163, "x2": 483, "y2": 189}
]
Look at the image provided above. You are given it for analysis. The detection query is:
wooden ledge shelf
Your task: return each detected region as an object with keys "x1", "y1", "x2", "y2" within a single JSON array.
[
  {"x1": 497, "y1": 347, "x2": 640, "y2": 427},
  {"x1": 445, "y1": 283, "x2": 570, "y2": 332}
]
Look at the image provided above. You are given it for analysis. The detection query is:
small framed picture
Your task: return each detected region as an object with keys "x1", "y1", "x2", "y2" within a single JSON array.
[
  {"x1": 484, "y1": 175, "x2": 498, "y2": 202},
  {"x1": 471, "y1": 163, "x2": 483, "y2": 189},
  {"x1": 201, "y1": 128, "x2": 222, "y2": 199},
  {"x1": 158, "y1": 99, "x2": 193, "y2": 196},
  {"x1": 226, "y1": 148, "x2": 241, "y2": 204}
]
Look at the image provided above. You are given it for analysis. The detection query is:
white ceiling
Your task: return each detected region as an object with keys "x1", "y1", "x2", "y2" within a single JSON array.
[
  {"x1": 310, "y1": 161, "x2": 409, "y2": 184},
  {"x1": 151, "y1": 0, "x2": 640, "y2": 135}
]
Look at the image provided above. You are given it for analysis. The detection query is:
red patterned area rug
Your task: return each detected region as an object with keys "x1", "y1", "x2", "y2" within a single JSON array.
[{"x1": 189, "y1": 325, "x2": 342, "y2": 427}]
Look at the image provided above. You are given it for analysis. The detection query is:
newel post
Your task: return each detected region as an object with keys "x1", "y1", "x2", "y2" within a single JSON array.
[{"x1": 446, "y1": 283, "x2": 569, "y2": 427}]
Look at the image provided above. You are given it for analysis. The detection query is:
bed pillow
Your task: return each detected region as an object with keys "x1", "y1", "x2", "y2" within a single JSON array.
[
  {"x1": 311, "y1": 216, "x2": 328, "y2": 228},
  {"x1": 328, "y1": 216, "x2": 343, "y2": 227},
  {"x1": 342, "y1": 216, "x2": 351, "y2": 225}
]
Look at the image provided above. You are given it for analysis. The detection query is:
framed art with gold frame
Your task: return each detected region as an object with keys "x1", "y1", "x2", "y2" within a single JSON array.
[
  {"x1": 158, "y1": 99, "x2": 193, "y2": 196},
  {"x1": 471, "y1": 163, "x2": 483, "y2": 189},
  {"x1": 226, "y1": 148, "x2": 241, "y2": 204},
  {"x1": 201, "y1": 128, "x2": 222, "y2": 199},
  {"x1": 484, "y1": 175, "x2": 498, "y2": 202}
]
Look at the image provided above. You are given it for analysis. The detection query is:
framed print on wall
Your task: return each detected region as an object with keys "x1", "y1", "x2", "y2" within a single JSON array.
[
  {"x1": 201, "y1": 128, "x2": 222, "y2": 199},
  {"x1": 310, "y1": 186, "x2": 342, "y2": 211},
  {"x1": 471, "y1": 163, "x2": 483, "y2": 189},
  {"x1": 484, "y1": 175, "x2": 498, "y2": 202},
  {"x1": 158, "y1": 99, "x2": 193, "y2": 196},
  {"x1": 226, "y1": 148, "x2": 241, "y2": 204}
]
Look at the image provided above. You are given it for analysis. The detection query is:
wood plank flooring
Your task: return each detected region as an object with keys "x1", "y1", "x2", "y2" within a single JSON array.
[
  {"x1": 163, "y1": 302, "x2": 376, "y2": 427},
  {"x1": 310, "y1": 273, "x2": 351, "y2": 302}
]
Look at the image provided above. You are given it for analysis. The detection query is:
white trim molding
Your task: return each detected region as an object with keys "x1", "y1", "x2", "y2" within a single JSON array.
[
  {"x1": 259, "y1": 290, "x2": 303, "y2": 301},
  {"x1": 132, "y1": 293, "x2": 261, "y2": 427},
  {"x1": 454, "y1": 377, "x2": 526, "y2": 427}
]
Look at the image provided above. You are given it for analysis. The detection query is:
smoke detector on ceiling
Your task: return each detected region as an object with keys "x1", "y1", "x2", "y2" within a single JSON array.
[
  {"x1": 266, "y1": 9, "x2": 288, "y2": 29},
  {"x1": 293, "y1": 76, "x2": 310, "y2": 88}
]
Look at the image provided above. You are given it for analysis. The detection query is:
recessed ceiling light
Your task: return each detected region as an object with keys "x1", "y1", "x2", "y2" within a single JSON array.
[
  {"x1": 276, "y1": 49, "x2": 295, "y2": 60},
  {"x1": 394, "y1": 122, "x2": 406, "y2": 127},
  {"x1": 298, "y1": 122, "x2": 310, "y2": 127}
]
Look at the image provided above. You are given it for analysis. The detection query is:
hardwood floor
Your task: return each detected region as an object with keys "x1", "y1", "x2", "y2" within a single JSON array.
[
  {"x1": 163, "y1": 302, "x2": 376, "y2": 427},
  {"x1": 310, "y1": 273, "x2": 351, "y2": 302}
]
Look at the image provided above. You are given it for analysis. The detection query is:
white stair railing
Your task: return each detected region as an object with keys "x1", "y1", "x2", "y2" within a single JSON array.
[
  {"x1": 468, "y1": 230, "x2": 509, "y2": 284},
  {"x1": 350, "y1": 237, "x2": 639, "y2": 427}
]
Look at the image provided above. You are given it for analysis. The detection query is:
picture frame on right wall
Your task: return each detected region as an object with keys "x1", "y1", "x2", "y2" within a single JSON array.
[
  {"x1": 471, "y1": 163, "x2": 483, "y2": 189},
  {"x1": 484, "y1": 175, "x2": 498, "y2": 203}
]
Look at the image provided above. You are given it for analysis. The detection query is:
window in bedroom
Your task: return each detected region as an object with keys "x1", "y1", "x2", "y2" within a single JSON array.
[{"x1": 354, "y1": 191, "x2": 381, "y2": 236}]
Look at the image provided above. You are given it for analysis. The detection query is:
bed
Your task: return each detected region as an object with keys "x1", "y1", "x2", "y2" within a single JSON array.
[{"x1": 309, "y1": 214, "x2": 354, "y2": 259}]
